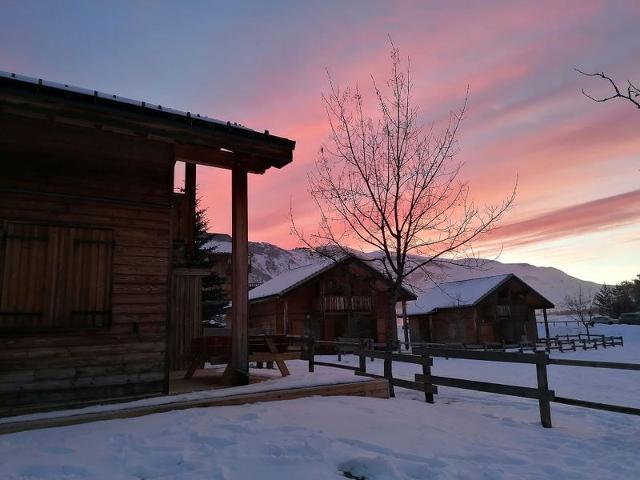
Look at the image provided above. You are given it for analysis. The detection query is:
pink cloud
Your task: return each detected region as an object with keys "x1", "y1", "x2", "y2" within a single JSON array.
[{"x1": 478, "y1": 189, "x2": 640, "y2": 250}]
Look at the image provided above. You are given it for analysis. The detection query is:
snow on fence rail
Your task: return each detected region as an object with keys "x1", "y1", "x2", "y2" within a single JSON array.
[{"x1": 300, "y1": 337, "x2": 640, "y2": 428}]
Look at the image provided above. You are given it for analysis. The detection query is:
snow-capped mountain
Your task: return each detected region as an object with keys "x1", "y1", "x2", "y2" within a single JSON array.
[{"x1": 247, "y1": 240, "x2": 601, "y2": 308}]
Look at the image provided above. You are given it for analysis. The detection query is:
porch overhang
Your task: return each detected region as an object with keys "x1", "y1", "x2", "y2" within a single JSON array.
[{"x1": 0, "y1": 71, "x2": 295, "y2": 174}]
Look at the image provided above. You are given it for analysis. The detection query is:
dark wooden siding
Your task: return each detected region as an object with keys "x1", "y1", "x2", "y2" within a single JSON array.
[
  {"x1": 0, "y1": 115, "x2": 172, "y2": 413},
  {"x1": 169, "y1": 270, "x2": 205, "y2": 371},
  {"x1": 248, "y1": 259, "x2": 395, "y2": 342}
]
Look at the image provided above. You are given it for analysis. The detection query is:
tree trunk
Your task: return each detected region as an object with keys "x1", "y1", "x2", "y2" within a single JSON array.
[{"x1": 387, "y1": 288, "x2": 399, "y2": 350}]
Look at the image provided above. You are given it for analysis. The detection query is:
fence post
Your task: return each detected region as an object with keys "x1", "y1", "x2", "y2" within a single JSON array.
[
  {"x1": 535, "y1": 350, "x2": 552, "y2": 428},
  {"x1": 384, "y1": 346, "x2": 395, "y2": 398},
  {"x1": 358, "y1": 339, "x2": 366, "y2": 374},
  {"x1": 422, "y1": 351, "x2": 434, "y2": 404},
  {"x1": 307, "y1": 337, "x2": 315, "y2": 373}
]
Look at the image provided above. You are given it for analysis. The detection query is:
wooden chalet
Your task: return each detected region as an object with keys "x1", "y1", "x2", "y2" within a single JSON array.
[
  {"x1": 0, "y1": 71, "x2": 295, "y2": 413},
  {"x1": 406, "y1": 274, "x2": 554, "y2": 345},
  {"x1": 248, "y1": 257, "x2": 416, "y2": 343}
]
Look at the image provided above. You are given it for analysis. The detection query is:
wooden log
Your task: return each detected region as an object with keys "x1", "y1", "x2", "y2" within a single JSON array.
[{"x1": 230, "y1": 163, "x2": 249, "y2": 386}]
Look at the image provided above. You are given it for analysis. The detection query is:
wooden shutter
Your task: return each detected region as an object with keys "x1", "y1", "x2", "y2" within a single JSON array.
[
  {"x1": 0, "y1": 222, "x2": 114, "y2": 331},
  {"x1": 0, "y1": 222, "x2": 49, "y2": 328},
  {"x1": 65, "y1": 227, "x2": 114, "y2": 329}
]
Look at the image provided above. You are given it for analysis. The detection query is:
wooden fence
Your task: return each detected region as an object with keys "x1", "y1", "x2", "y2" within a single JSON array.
[
  {"x1": 409, "y1": 333, "x2": 623, "y2": 353},
  {"x1": 301, "y1": 337, "x2": 640, "y2": 428}
]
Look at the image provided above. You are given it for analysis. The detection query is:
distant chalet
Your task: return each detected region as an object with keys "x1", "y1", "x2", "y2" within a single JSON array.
[
  {"x1": 406, "y1": 274, "x2": 554, "y2": 345},
  {"x1": 0, "y1": 71, "x2": 295, "y2": 412},
  {"x1": 248, "y1": 256, "x2": 416, "y2": 343}
]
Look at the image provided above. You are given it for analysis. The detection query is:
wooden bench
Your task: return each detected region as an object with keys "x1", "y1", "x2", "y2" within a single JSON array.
[{"x1": 184, "y1": 334, "x2": 302, "y2": 380}]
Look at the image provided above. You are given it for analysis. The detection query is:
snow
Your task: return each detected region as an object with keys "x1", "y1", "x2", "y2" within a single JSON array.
[
  {"x1": 249, "y1": 258, "x2": 336, "y2": 301},
  {"x1": 245, "y1": 241, "x2": 601, "y2": 307},
  {"x1": 405, "y1": 274, "x2": 512, "y2": 315},
  {"x1": 0, "y1": 70, "x2": 251, "y2": 131},
  {"x1": 204, "y1": 239, "x2": 232, "y2": 255},
  {"x1": 1, "y1": 321, "x2": 639, "y2": 479}
]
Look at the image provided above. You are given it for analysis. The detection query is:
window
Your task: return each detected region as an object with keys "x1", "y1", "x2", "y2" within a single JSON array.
[{"x1": 0, "y1": 222, "x2": 114, "y2": 331}]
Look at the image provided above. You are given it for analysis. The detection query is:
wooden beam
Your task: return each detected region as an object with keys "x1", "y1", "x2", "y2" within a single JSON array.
[
  {"x1": 0, "y1": 88, "x2": 295, "y2": 170},
  {"x1": 184, "y1": 162, "x2": 196, "y2": 257},
  {"x1": 542, "y1": 308, "x2": 550, "y2": 339},
  {"x1": 230, "y1": 162, "x2": 249, "y2": 386},
  {"x1": 174, "y1": 143, "x2": 236, "y2": 169}
]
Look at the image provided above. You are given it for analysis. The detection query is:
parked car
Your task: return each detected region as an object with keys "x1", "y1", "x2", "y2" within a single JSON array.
[
  {"x1": 592, "y1": 315, "x2": 617, "y2": 325},
  {"x1": 619, "y1": 312, "x2": 640, "y2": 325}
]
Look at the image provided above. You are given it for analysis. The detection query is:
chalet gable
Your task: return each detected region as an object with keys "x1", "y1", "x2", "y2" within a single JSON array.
[
  {"x1": 406, "y1": 273, "x2": 554, "y2": 316},
  {"x1": 249, "y1": 256, "x2": 416, "y2": 303}
]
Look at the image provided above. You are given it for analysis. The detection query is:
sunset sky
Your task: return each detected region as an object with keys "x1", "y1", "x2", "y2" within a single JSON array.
[{"x1": 1, "y1": 1, "x2": 638, "y2": 284}]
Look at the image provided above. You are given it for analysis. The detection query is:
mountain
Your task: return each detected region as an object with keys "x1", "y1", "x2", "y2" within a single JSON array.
[{"x1": 246, "y1": 241, "x2": 601, "y2": 309}]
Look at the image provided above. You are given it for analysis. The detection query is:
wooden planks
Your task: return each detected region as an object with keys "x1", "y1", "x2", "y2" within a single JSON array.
[
  {"x1": 0, "y1": 379, "x2": 388, "y2": 435},
  {"x1": 0, "y1": 115, "x2": 172, "y2": 410},
  {"x1": 168, "y1": 270, "x2": 207, "y2": 371}
]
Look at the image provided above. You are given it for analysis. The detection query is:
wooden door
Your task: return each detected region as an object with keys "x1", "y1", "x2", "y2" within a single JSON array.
[{"x1": 169, "y1": 269, "x2": 207, "y2": 371}]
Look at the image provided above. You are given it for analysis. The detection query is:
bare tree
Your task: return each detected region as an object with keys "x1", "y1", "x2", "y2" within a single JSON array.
[
  {"x1": 292, "y1": 45, "x2": 515, "y2": 347},
  {"x1": 576, "y1": 68, "x2": 640, "y2": 109},
  {"x1": 564, "y1": 287, "x2": 595, "y2": 336}
]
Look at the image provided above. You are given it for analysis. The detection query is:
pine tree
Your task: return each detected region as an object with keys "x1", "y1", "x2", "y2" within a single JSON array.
[
  {"x1": 593, "y1": 284, "x2": 616, "y2": 317},
  {"x1": 183, "y1": 191, "x2": 228, "y2": 321}
]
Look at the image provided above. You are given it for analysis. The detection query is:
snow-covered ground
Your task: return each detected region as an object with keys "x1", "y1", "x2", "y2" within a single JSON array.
[{"x1": 1, "y1": 322, "x2": 639, "y2": 479}]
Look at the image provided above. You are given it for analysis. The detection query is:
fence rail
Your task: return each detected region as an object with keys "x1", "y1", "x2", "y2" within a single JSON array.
[
  {"x1": 409, "y1": 333, "x2": 623, "y2": 353},
  {"x1": 299, "y1": 336, "x2": 639, "y2": 428}
]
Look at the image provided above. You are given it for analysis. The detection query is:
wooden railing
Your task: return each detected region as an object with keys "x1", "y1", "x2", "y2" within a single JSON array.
[
  {"x1": 316, "y1": 295, "x2": 374, "y2": 312},
  {"x1": 300, "y1": 337, "x2": 640, "y2": 428}
]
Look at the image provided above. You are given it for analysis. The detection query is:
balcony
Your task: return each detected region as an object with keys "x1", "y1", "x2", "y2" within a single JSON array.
[{"x1": 316, "y1": 295, "x2": 374, "y2": 312}]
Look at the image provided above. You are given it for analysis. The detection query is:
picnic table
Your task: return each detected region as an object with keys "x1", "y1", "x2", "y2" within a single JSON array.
[{"x1": 184, "y1": 329, "x2": 303, "y2": 379}]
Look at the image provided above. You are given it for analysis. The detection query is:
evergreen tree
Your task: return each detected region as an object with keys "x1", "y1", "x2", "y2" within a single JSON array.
[
  {"x1": 594, "y1": 274, "x2": 640, "y2": 318},
  {"x1": 593, "y1": 284, "x2": 616, "y2": 317},
  {"x1": 182, "y1": 191, "x2": 228, "y2": 321}
]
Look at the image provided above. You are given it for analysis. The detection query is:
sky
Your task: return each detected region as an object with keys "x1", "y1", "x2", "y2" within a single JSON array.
[{"x1": 1, "y1": 0, "x2": 638, "y2": 284}]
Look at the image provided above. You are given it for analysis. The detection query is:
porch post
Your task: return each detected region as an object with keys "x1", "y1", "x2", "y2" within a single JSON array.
[
  {"x1": 401, "y1": 300, "x2": 409, "y2": 350},
  {"x1": 184, "y1": 162, "x2": 197, "y2": 257},
  {"x1": 542, "y1": 308, "x2": 550, "y2": 339},
  {"x1": 231, "y1": 162, "x2": 249, "y2": 386}
]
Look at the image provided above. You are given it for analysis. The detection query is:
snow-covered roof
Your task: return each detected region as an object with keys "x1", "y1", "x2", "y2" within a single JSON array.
[
  {"x1": 249, "y1": 259, "x2": 336, "y2": 301},
  {"x1": 205, "y1": 239, "x2": 232, "y2": 255},
  {"x1": 0, "y1": 70, "x2": 249, "y2": 131},
  {"x1": 249, "y1": 256, "x2": 416, "y2": 302},
  {"x1": 406, "y1": 274, "x2": 514, "y2": 316}
]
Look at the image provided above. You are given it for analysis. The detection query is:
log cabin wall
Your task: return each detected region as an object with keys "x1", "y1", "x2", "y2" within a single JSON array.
[
  {"x1": 407, "y1": 276, "x2": 543, "y2": 345},
  {"x1": 248, "y1": 259, "x2": 401, "y2": 343},
  {"x1": 0, "y1": 115, "x2": 173, "y2": 413}
]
